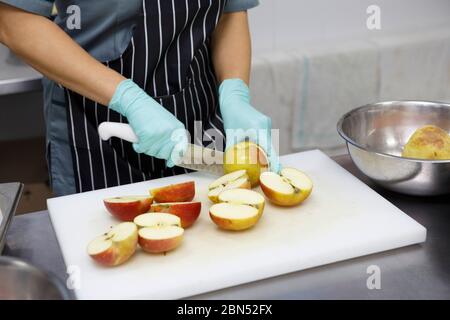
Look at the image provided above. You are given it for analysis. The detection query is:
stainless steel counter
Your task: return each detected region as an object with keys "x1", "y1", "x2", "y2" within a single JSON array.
[
  {"x1": 3, "y1": 155, "x2": 450, "y2": 299},
  {"x1": 0, "y1": 44, "x2": 42, "y2": 96}
]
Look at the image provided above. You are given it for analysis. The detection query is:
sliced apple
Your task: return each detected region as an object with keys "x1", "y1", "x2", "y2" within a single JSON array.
[
  {"x1": 208, "y1": 170, "x2": 251, "y2": 203},
  {"x1": 134, "y1": 213, "x2": 184, "y2": 253},
  {"x1": 150, "y1": 202, "x2": 201, "y2": 228},
  {"x1": 103, "y1": 196, "x2": 153, "y2": 221},
  {"x1": 134, "y1": 212, "x2": 181, "y2": 228},
  {"x1": 218, "y1": 188, "x2": 265, "y2": 217},
  {"x1": 138, "y1": 226, "x2": 184, "y2": 254},
  {"x1": 150, "y1": 181, "x2": 195, "y2": 203},
  {"x1": 223, "y1": 141, "x2": 269, "y2": 187},
  {"x1": 209, "y1": 203, "x2": 260, "y2": 231},
  {"x1": 87, "y1": 222, "x2": 138, "y2": 267},
  {"x1": 260, "y1": 167, "x2": 313, "y2": 206}
]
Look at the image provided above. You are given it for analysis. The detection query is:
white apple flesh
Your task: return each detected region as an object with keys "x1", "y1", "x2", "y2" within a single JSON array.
[
  {"x1": 138, "y1": 226, "x2": 184, "y2": 253},
  {"x1": 209, "y1": 203, "x2": 260, "y2": 231},
  {"x1": 208, "y1": 170, "x2": 251, "y2": 203},
  {"x1": 218, "y1": 188, "x2": 265, "y2": 217},
  {"x1": 260, "y1": 167, "x2": 313, "y2": 206},
  {"x1": 87, "y1": 222, "x2": 138, "y2": 267},
  {"x1": 134, "y1": 212, "x2": 181, "y2": 228},
  {"x1": 134, "y1": 212, "x2": 184, "y2": 253}
]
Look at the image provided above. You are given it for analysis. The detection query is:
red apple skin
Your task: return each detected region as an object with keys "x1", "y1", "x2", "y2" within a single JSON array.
[
  {"x1": 89, "y1": 246, "x2": 116, "y2": 266},
  {"x1": 104, "y1": 197, "x2": 153, "y2": 221},
  {"x1": 150, "y1": 181, "x2": 195, "y2": 203},
  {"x1": 138, "y1": 232, "x2": 183, "y2": 254},
  {"x1": 90, "y1": 240, "x2": 137, "y2": 266},
  {"x1": 88, "y1": 224, "x2": 138, "y2": 267},
  {"x1": 150, "y1": 202, "x2": 201, "y2": 228}
]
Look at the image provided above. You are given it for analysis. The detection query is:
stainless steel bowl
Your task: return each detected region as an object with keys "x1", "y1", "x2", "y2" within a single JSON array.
[
  {"x1": 337, "y1": 101, "x2": 450, "y2": 196},
  {"x1": 0, "y1": 256, "x2": 70, "y2": 300}
]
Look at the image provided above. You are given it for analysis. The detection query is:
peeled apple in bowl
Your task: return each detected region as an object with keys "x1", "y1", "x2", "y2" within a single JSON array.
[{"x1": 223, "y1": 141, "x2": 269, "y2": 187}]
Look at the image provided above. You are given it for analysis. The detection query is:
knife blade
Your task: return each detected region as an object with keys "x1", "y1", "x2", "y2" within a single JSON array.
[{"x1": 98, "y1": 122, "x2": 224, "y2": 175}]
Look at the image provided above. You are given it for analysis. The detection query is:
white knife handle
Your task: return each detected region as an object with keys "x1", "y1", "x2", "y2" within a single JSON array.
[
  {"x1": 98, "y1": 122, "x2": 216, "y2": 162},
  {"x1": 98, "y1": 122, "x2": 224, "y2": 175},
  {"x1": 98, "y1": 122, "x2": 138, "y2": 144}
]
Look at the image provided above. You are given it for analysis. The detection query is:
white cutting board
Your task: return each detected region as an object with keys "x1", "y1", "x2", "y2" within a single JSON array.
[{"x1": 48, "y1": 150, "x2": 426, "y2": 299}]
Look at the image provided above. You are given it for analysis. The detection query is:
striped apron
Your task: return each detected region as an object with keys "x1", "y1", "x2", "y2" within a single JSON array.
[{"x1": 65, "y1": 0, "x2": 226, "y2": 193}]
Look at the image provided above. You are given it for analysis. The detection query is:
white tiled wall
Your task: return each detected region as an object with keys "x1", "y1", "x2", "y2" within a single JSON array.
[{"x1": 249, "y1": 0, "x2": 450, "y2": 56}]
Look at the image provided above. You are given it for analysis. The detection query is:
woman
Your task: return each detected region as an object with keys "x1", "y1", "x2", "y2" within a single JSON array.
[{"x1": 0, "y1": 0, "x2": 280, "y2": 196}]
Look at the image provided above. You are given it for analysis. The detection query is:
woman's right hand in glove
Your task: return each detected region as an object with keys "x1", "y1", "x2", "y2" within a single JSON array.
[{"x1": 109, "y1": 79, "x2": 188, "y2": 167}]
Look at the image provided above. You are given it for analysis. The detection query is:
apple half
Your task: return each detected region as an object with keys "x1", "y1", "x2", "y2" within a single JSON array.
[
  {"x1": 218, "y1": 188, "x2": 265, "y2": 217},
  {"x1": 134, "y1": 212, "x2": 181, "y2": 228},
  {"x1": 223, "y1": 141, "x2": 269, "y2": 187},
  {"x1": 103, "y1": 195, "x2": 153, "y2": 221},
  {"x1": 150, "y1": 181, "x2": 195, "y2": 203},
  {"x1": 209, "y1": 203, "x2": 260, "y2": 231},
  {"x1": 208, "y1": 170, "x2": 251, "y2": 203},
  {"x1": 150, "y1": 202, "x2": 201, "y2": 228},
  {"x1": 209, "y1": 189, "x2": 264, "y2": 231},
  {"x1": 134, "y1": 213, "x2": 184, "y2": 253},
  {"x1": 260, "y1": 167, "x2": 313, "y2": 206},
  {"x1": 138, "y1": 226, "x2": 184, "y2": 254},
  {"x1": 87, "y1": 222, "x2": 138, "y2": 267}
]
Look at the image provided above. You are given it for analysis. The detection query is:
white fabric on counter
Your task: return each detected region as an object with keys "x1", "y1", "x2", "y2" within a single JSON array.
[
  {"x1": 250, "y1": 52, "x2": 305, "y2": 155},
  {"x1": 370, "y1": 26, "x2": 450, "y2": 102},
  {"x1": 290, "y1": 41, "x2": 379, "y2": 151}
]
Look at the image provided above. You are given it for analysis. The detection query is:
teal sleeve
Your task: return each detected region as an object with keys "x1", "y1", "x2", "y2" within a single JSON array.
[
  {"x1": 0, "y1": 0, "x2": 54, "y2": 17},
  {"x1": 224, "y1": 0, "x2": 259, "y2": 13}
]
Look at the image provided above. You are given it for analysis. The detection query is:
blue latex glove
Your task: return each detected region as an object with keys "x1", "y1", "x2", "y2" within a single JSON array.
[
  {"x1": 219, "y1": 78, "x2": 281, "y2": 173},
  {"x1": 109, "y1": 79, "x2": 188, "y2": 167}
]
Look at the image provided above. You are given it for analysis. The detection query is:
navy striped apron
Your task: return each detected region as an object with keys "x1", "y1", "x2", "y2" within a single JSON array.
[{"x1": 65, "y1": 0, "x2": 226, "y2": 193}]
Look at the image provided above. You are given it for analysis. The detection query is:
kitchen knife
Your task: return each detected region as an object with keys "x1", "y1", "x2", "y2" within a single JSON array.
[{"x1": 98, "y1": 122, "x2": 224, "y2": 175}]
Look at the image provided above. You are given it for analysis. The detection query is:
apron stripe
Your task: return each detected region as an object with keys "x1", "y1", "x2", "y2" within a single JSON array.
[
  {"x1": 177, "y1": 89, "x2": 191, "y2": 175},
  {"x1": 82, "y1": 96, "x2": 95, "y2": 190},
  {"x1": 189, "y1": 1, "x2": 201, "y2": 61},
  {"x1": 120, "y1": 55, "x2": 135, "y2": 184},
  {"x1": 189, "y1": 66, "x2": 204, "y2": 135},
  {"x1": 197, "y1": 47, "x2": 226, "y2": 149},
  {"x1": 182, "y1": 87, "x2": 194, "y2": 144},
  {"x1": 187, "y1": 85, "x2": 201, "y2": 145},
  {"x1": 203, "y1": 0, "x2": 212, "y2": 42},
  {"x1": 105, "y1": 61, "x2": 121, "y2": 186},
  {"x1": 198, "y1": 49, "x2": 216, "y2": 109},
  {"x1": 162, "y1": 0, "x2": 177, "y2": 96},
  {"x1": 143, "y1": 0, "x2": 149, "y2": 92},
  {"x1": 153, "y1": 0, "x2": 163, "y2": 97},
  {"x1": 130, "y1": 38, "x2": 146, "y2": 181},
  {"x1": 215, "y1": 0, "x2": 222, "y2": 26},
  {"x1": 94, "y1": 101, "x2": 108, "y2": 188},
  {"x1": 141, "y1": 2, "x2": 155, "y2": 175},
  {"x1": 202, "y1": 42, "x2": 219, "y2": 95},
  {"x1": 193, "y1": 56, "x2": 211, "y2": 118},
  {"x1": 177, "y1": 0, "x2": 190, "y2": 91},
  {"x1": 67, "y1": 92, "x2": 83, "y2": 192}
]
